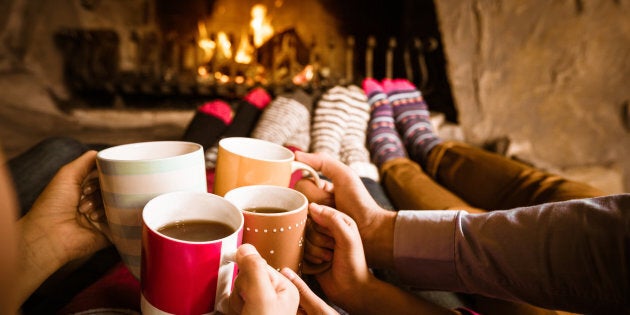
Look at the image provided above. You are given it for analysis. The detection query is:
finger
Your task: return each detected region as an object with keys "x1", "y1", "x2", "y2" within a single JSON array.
[
  {"x1": 304, "y1": 237, "x2": 333, "y2": 264},
  {"x1": 295, "y1": 151, "x2": 363, "y2": 191},
  {"x1": 304, "y1": 219, "x2": 335, "y2": 263},
  {"x1": 60, "y1": 151, "x2": 98, "y2": 183},
  {"x1": 306, "y1": 219, "x2": 334, "y2": 245},
  {"x1": 280, "y1": 267, "x2": 335, "y2": 314},
  {"x1": 308, "y1": 203, "x2": 362, "y2": 255},
  {"x1": 294, "y1": 178, "x2": 335, "y2": 207},
  {"x1": 81, "y1": 171, "x2": 100, "y2": 196},
  {"x1": 234, "y1": 244, "x2": 276, "y2": 299},
  {"x1": 228, "y1": 286, "x2": 244, "y2": 315}
]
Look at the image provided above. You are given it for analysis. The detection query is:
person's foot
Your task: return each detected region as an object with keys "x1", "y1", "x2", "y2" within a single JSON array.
[
  {"x1": 311, "y1": 86, "x2": 351, "y2": 160},
  {"x1": 251, "y1": 90, "x2": 312, "y2": 152},
  {"x1": 363, "y1": 78, "x2": 407, "y2": 169},
  {"x1": 338, "y1": 84, "x2": 379, "y2": 181},
  {"x1": 383, "y1": 79, "x2": 442, "y2": 167}
]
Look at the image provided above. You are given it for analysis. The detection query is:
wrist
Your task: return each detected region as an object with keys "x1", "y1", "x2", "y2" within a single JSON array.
[
  {"x1": 18, "y1": 214, "x2": 68, "y2": 272},
  {"x1": 15, "y1": 215, "x2": 69, "y2": 305},
  {"x1": 343, "y1": 275, "x2": 387, "y2": 313},
  {"x1": 361, "y1": 209, "x2": 397, "y2": 269}
]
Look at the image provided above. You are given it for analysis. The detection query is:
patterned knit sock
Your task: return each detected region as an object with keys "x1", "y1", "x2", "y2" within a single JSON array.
[
  {"x1": 310, "y1": 85, "x2": 350, "y2": 160},
  {"x1": 363, "y1": 78, "x2": 407, "y2": 168},
  {"x1": 383, "y1": 79, "x2": 441, "y2": 166},
  {"x1": 251, "y1": 89, "x2": 312, "y2": 152},
  {"x1": 339, "y1": 85, "x2": 379, "y2": 181},
  {"x1": 182, "y1": 100, "x2": 233, "y2": 151}
]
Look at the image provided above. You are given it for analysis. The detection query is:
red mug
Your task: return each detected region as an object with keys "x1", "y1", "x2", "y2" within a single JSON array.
[{"x1": 140, "y1": 191, "x2": 243, "y2": 314}]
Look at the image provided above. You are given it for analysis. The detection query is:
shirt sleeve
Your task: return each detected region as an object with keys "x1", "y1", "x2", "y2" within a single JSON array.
[{"x1": 393, "y1": 194, "x2": 630, "y2": 314}]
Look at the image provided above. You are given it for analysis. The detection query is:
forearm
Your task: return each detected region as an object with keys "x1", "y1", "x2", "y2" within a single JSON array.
[
  {"x1": 346, "y1": 277, "x2": 458, "y2": 315},
  {"x1": 15, "y1": 216, "x2": 67, "y2": 306},
  {"x1": 394, "y1": 194, "x2": 630, "y2": 313}
]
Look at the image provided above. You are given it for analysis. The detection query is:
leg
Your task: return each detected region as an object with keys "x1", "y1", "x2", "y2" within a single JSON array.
[
  {"x1": 381, "y1": 158, "x2": 485, "y2": 213},
  {"x1": 426, "y1": 141, "x2": 606, "y2": 210},
  {"x1": 7, "y1": 136, "x2": 89, "y2": 217},
  {"x1": 360, "y1": 176, "x2": 395, "y2": 211}
]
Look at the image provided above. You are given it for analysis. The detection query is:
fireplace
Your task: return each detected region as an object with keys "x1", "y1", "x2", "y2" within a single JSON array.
[{"x1": 49, "y1": 0, "x2": 458, "y2": 121}]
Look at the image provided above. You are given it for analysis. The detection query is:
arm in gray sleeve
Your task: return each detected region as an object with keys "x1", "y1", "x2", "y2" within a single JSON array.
[{"x1": 393, "y1": 194, "x2": 630, "y2": 314}]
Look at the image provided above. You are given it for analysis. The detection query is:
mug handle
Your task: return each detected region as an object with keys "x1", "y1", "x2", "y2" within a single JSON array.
[{"x1": 291, "y1": 161, "x2": 324, "y2": 189}]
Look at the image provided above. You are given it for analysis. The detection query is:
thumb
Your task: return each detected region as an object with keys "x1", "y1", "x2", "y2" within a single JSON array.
[{"x1": 61, "y1": 150, "x2": 98, "y2": 183}]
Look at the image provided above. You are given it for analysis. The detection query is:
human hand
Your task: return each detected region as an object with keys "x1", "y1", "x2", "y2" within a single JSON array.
[
  {"x1": 228, "y1": 244, "x2": 299, "y2": 315},
  {"x1": 21, "y1": 150, "x2": 111, "y2": 266},
  {"x1": 294, "y1": 151, "x2": 396, "y2": 268},
  {"x1": 303, "y1": 202, "x2": 379, "y2": 313}
]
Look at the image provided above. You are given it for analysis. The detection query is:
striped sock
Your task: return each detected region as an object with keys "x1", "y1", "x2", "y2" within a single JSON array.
[
  {"x1": 251, "y1": 90, "x2": 312, "y2": 152},
  {"x1": 310, "y1": 86, "x2": 350, "y2": 160},
  {"x1": 383, "y1": 79, "x2": 441, "y2": 166},
  {"x1": 363, "y1": 78, "x2": 406, "y2": 168},
  {"x1": 339, "y1": 85, "x2": 379, "y2": 181}
]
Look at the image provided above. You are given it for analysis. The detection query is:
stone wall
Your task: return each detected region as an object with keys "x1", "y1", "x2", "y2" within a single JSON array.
[{"x1": 433, "y1": 0, "x2": 630, "y2": 192}]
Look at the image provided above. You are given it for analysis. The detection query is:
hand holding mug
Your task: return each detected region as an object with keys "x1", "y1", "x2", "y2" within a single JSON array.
[
  {"x1": 228, "y1": 244, "x2": 299, "y2": 315},
  {"x1": 303, "y1": 203, "x2": 376, "y2": 311}
]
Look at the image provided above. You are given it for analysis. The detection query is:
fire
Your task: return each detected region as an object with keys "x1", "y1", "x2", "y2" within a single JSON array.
[
  {"x1": 196, "y1": 3, "x2": 278, "y2": 84},
  {"x1": 235, "y1": 31, "x2": 254, "y2": 64},
  {"x1": 216, "y1": 32, "x2": 233, "y2": 60},
  {"x1": 197, "y1": 21, "x2": 216, "y2": 62},
  {"x1": 250, "y1": 4, "x2": 274, "y2": 48}
]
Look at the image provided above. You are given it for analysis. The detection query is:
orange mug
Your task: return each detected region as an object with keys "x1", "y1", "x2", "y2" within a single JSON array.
[{"x1": 213, "y1": 137, "x2": 321, "y2": 196}]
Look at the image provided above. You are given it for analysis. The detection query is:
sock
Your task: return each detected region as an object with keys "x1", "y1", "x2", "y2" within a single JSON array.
[
  {"x1": 283, "y1": 89, "x2": 313, "y2": 151},
  {"x1": 339, "y1": 85, "x2": 380, "y2": 181},
  {"x1": 251, "y1": 89, "x2": 312, "y2": 152},
  {"x1": 182, "y1": 100, "x2": 233, "y2": 151},
  {"x1": 221, "y1": 87, "x2": 271, "y2": 139},
  {"x1": 205, "y1": 87, "x2": 271, "y2": 168},
  {"x1": 383, "y1": 79, "x2": 441, "y2": 166},
  {"x1": 310, "y1": 85, "x2": 350, "y2": 160},
  {"x1": 363, "y1": 78, "x2": 407, "y2": 168}
]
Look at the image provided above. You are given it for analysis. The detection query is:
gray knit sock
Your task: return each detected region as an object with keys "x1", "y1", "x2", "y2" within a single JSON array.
[{"x1": 251, "y1": 90, "x2": 312, "y2": 152}]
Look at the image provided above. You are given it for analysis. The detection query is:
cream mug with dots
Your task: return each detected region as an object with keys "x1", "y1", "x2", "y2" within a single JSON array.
[{"x1": 224, "y1": 185, "x2": 308, "y2": 273}]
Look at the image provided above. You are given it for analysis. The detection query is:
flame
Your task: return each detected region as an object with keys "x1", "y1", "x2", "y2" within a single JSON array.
[
  {"x1": 292, "y1": 65, "x2": 314, "y2": 85},
  {"x1": 250, "y1": 4, "x2": 274, "y2": 47},
  {"x1": 235, "y1": 31, "x2": 254, "y2": 64},
  {"x1": 198, "y1": 66, "x2": 209, "y2": 77},
  {"x1": 197, "y1": 21, "x2": 216, "y2": 62},
  {"x1": 216, "y1": 32, "x2": 232, "y2": 60}
]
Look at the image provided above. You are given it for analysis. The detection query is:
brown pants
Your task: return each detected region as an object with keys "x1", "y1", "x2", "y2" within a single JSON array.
[{"x1": 380, "y1": 141, "x2": 605, "y2": 213}]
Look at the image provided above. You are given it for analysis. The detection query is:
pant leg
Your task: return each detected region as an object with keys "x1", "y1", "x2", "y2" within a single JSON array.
[
  {"x1": 7, "y1": 137, "x2": 89, "y2": 217},
  {"x1": 425, "y1": 141, "x2": 606, "y2": 210},
  {"x1": 380, "y1": 157, "x2": 485, "y2": 213},
  {"x1": 360, "y1": 177, "x2": 396, "y2": 211}
]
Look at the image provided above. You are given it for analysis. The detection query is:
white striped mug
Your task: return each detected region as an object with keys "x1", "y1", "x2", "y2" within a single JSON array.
[{"x1": 96, "y1": 141, "x2": 207, "y2": 279}]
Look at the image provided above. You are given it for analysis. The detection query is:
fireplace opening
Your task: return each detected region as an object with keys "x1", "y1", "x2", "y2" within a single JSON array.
[{"x1": 53, "y1": 0, "x2": 458, "y2": 122}]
